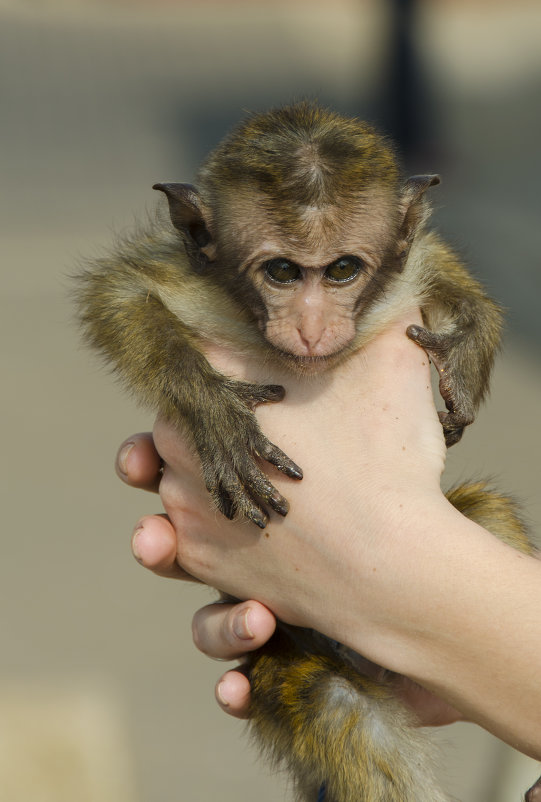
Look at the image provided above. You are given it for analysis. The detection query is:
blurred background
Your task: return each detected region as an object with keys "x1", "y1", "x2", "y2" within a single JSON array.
[{"x1": 1, "y1": 0, "x2": 540, "y2": 799}]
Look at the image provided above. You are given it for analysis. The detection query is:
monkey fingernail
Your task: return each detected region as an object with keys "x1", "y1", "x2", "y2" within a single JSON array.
[
  {"x1": 272, "y1": 458, "x2": 303, "y2": 479},
  {"x1": 233, "y1": 608, "x2": 255, "y2": 640},
  {"x1": 267, "y1": 384, "x2": 285, "y2": 401},
  {"x1": 249, "y1": 508, "x2": 268, "y2": 529},
  {"x1": 271, "y1": 492, "x2": 289, "y2": 516},
  {"x1": 287, "y1": 463, "x2": 303, "y2": 480}
]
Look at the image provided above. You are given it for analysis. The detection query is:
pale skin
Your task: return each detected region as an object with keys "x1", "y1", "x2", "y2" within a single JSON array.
[{"x1": 116, "y1": 314, "x2": 541, "y2": 760}]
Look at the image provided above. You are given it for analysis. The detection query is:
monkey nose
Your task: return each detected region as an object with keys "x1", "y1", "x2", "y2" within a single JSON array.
[{"x1": 297, "y1": 326, "x2": 324, "y2": 354}]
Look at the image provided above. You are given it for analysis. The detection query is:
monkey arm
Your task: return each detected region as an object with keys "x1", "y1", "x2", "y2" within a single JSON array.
[
  {"x1": 408, "y1": 232, "x2": 503, "y2": 445},
  {"x1": 76, "y1": 266, "x2": 301, "y2": 527}
]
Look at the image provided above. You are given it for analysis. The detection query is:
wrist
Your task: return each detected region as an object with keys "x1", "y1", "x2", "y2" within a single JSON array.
[
  {"x1": 336, "y1": 495, "x2": 541, "y2": 756},
  {"x1": 322, "y1": 491, "x2": 453, "y2": 663}
]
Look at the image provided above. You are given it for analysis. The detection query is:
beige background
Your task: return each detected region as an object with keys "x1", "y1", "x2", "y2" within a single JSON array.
[{"x1": 1, "y1": 1, "x2": 541, "y2": 800}]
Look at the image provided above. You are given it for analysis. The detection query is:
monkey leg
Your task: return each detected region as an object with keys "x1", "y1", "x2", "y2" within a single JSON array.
[
  {"x1": 407, "y1": 232, "x2": 503, "y2": 447},
  {"x1": 444, "y1": 481, "x2": 534, "y2": 555},
  {"x1": 76, "y1": 257, "x2": 303, "y2": 528},
  {"x1": 247, "y1": 630, "x2": 449, "y2": 802}
]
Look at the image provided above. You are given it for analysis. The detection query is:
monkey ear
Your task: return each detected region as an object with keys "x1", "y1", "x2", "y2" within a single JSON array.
[
  {"x1": 398, "y1": 174, "x2": 441, "y2": 243},
  {"x1": 402, "y1": 174, "x2": 441, "y2": 200},
  {"x1": 153, "y1": 182, "x2": 215, "y2": 261}
]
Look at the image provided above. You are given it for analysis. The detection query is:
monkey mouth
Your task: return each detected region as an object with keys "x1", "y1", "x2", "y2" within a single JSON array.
[{"x1": 277, "y1": 350, "x2": 343, "y2": 373}]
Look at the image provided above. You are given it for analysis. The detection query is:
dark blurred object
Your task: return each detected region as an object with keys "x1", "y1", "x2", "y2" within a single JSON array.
[{"x1": 379, "y1": 0, "x2": 433, "y2": 167}]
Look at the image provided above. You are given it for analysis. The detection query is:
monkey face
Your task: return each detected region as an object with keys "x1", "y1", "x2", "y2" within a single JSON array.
[
  {"x1": 254, "y1": 256, "x2": 366, "y2": 366},
  {"x1": 222, "y1": 196, "x2": 399, "y2": 371}
]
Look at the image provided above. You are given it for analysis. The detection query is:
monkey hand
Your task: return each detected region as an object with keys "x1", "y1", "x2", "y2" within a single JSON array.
[
  {"x1": 406, "y1": 325, "x2": 474, "y2": 447},
  {"x1": 191, "y1": 378, "x2": 303, "y2": 528}
]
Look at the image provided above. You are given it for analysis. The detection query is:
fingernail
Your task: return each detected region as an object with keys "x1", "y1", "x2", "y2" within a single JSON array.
[
  {"x1": 131, "y1": 523, "x2": 144, "y2": 563},
  {"x1": 216, "y1": 680, "x2": 230, "y2": 707},
  {"x1": 233, "y1": 608, "x2": 255, "y2": 640},
  {"x1": 118, "y1": 442, "x2": 135, "y2": 476}
]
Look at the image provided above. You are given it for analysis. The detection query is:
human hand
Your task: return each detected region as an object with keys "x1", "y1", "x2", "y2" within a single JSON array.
[
  {"x1": 116, "y1": 438, "x2": 461, "y2": 725},
  {"x1": 116, "y1": 312, "x2": 460, "y2": 724},
  {"x1": 116, "y1": 437, "x2": 462, "y2": 725},
  {"x1": 150, "y1": 312, "x2": 448, "y2": 656}
]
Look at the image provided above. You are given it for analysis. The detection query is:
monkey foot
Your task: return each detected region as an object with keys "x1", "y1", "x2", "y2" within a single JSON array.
[{"x1": 406, "y1": 324, "x2": 473, "y2": 447}]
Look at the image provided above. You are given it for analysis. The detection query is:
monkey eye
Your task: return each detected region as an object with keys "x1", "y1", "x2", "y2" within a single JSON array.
[
  {"x1": 264, "y1": 259, "x2": 301, "y2": 284},
  {"x1": 325, "y1": 256, "x2": 362, "y2": 283}
]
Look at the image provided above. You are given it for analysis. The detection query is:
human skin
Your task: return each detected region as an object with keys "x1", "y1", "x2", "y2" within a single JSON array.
[
  {"x1": 119, "y1": 432, "x2": 462, "y2": 728},
  {"x1": 116, "y1": 313, "x2": 541, "y2": 759}
]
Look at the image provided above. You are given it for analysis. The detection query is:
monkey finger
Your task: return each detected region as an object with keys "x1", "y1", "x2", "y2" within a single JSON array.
[
  {"x1": 246, "y1": 506, "x2": 269, "y2": 530},
  {"x1": 406, "y1": 323, "x2": 442, "y2": 351},
  {"x1": 214, "y1": 481, "x2": 268, "y2": 529},
  {"x1": 211, "y1": 482, "x2": 236, "y2": 521},
  {"x1": 439, "y1": 411, "x2": 466, "y2": 447},
  {"x1": 209, "y1": 470, "x2": 269, "y2": 529},
  {"x1": 257, "y1": 441, "x2": 303, "y2": 480},
  {"x1": 116, "y1": 433, "x2": 163, "y2": 493},
  {"x1": 132, "y1": 514, "x2": 201, "y2": 582},
  {"x1": 252, "y1": 383, "x2": 286, "y2": 405},
  {"x1": 243, "y1": 465, "x2": 289, "y2": 517},
  {"x1": 192, "y1": 600, "x2": 277, "y2": 662},
  {"x1": 227, "y1": 379, "x2": 285, "y2": 407}
]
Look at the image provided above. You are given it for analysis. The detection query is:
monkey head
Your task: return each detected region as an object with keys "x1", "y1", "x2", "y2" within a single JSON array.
[{"x1": 154, "y1": 103, "x2": 439, "y2": 372}]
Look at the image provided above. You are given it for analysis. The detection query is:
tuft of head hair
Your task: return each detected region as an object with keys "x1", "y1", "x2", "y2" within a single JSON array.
[{"x1": 198, "y1": 102, "x2": 399, "y2": 211}]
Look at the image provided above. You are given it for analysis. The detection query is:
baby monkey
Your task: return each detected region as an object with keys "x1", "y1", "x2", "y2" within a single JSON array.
[{"x1": 75, "y1": 103, "x2": 538, "y2": 801}]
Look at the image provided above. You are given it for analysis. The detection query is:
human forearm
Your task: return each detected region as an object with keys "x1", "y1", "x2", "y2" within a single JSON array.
[{"x1": 358, "y1": 496, "x2": 541, "y2": 758}]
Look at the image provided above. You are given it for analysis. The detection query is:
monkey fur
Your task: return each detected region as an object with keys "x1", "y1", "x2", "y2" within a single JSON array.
[{"x1": 75, "y1": 103, "x2": 539, "y2": 801}]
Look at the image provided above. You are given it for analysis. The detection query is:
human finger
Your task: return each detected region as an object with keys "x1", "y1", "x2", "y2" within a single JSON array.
[
  {"x1": 116, "y1": 433, "x2": 163, "y2": 493},
  {"x1": 215, "y1": 668, "x2": 253, "y2": 719},
  {"x1": 132, "y1": 514, "x2": 201, "y2": 582},
  {"x1": 192, "y1": 600, "x2": 277, "y2": 660}
]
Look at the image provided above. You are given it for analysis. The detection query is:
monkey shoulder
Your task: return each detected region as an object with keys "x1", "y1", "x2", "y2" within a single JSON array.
[{"x1": 120, "y1": 221, "x2": 264, "y2": 350}]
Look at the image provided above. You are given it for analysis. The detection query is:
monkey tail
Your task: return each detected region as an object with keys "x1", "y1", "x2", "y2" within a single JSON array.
[
  {"x1": 445, "y1": 480, "x2": 534, "y2": 555},
  {"x1": 247, "y1": 630, "x2": 449, "y2": 802}
]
